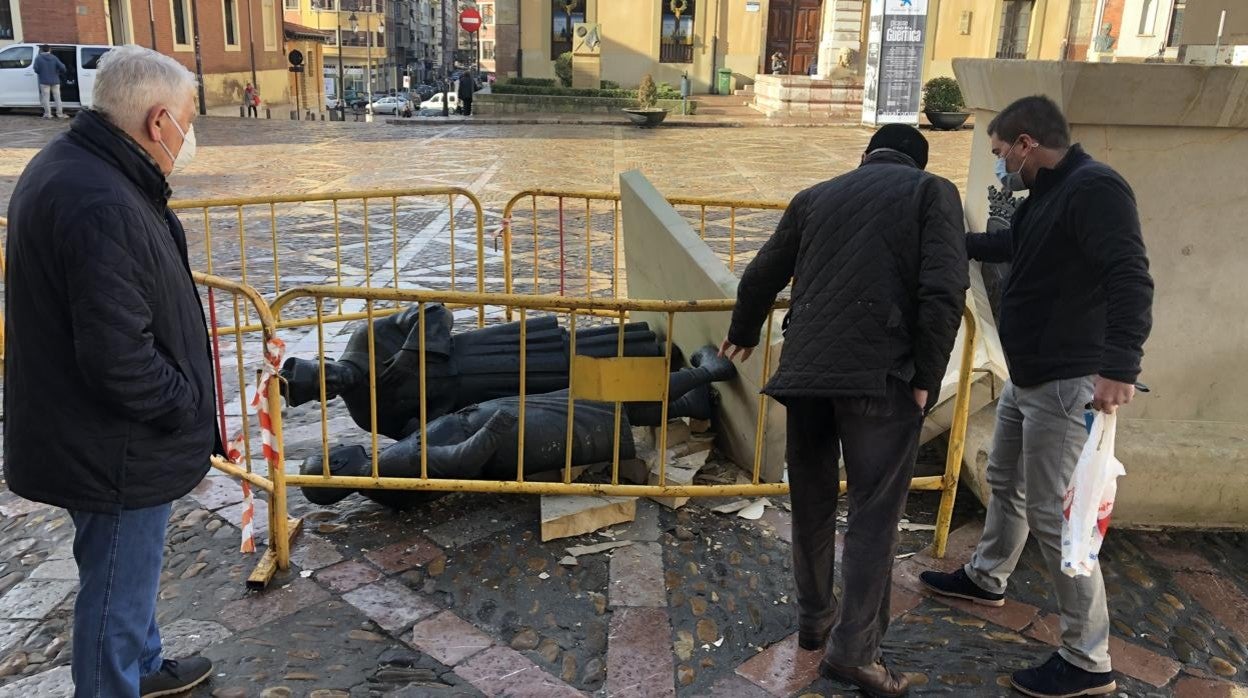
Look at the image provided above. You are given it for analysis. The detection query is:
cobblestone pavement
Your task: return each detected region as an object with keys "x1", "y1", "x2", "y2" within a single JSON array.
[{"x1": 3, "y1": 115, "x2": 1248, "y2": 697}]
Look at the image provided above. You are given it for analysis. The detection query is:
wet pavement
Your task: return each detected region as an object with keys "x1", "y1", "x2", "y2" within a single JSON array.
[{"x1": 2, "y1": 115, "x2": 1247, "y2": 696}]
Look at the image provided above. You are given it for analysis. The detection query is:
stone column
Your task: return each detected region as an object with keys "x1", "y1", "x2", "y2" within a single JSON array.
[{"x1": 817, "y1": 0, "x2": 865, "y2": 78}]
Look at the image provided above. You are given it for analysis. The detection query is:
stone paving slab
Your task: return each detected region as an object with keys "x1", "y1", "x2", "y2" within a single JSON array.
[
  {"x1": 408, "y1": 611, "x2": 494, "y2": 667},
  {"x1": 606, "y1": 607, "x2": 676, "y2": 697},
  {"x1": 453, "y1": 645, "x2": 582, "y2": 697},
  {"x1": 342, "y1": 580, "x2": 440, "y2": 635}
]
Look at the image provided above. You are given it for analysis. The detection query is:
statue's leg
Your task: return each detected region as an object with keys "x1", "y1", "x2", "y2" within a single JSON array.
[{"x1": 625, "y1": 346, "x2": 736, "y2": 426}]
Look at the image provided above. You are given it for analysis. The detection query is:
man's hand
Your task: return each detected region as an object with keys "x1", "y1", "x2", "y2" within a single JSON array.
[
  {"x1": 1092, "y1": 376, "x2": 1135, "y2": 414},
  {"x1": 913, "y1": 388, "x2": 929, "y2": 413},
  {"x1": 718, "y1": 338, "x2": 754, "y2": 362}
]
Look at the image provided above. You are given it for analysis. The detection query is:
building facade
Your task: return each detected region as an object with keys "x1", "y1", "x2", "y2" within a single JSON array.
[
  {"x1": 1, "y1": 0, "x2": 291, "y2": 108},
  {"x1": 284, "y1": 0, "x2": 388, "y2": 98},
  {"x1": 473, "y1": 0, "x2": 517, "y2": 77},
  {"x1": 284, "y1": 21, "x2": 330, "y2": 112}
]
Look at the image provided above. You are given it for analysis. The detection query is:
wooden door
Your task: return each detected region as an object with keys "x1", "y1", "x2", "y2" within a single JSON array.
[{"x1": 766, "y1": 0, "x2": 824, "y2": 74}]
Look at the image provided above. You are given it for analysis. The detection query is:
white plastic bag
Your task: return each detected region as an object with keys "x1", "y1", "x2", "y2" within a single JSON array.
[{"x1": 1060, "y1": 411, "x2": 1126, "y2": 578}]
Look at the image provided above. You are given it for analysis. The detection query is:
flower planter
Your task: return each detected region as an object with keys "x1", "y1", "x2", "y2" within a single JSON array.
[
  {"x1": 622, "y1": 108, "x2": 669, "y2": 128},
  {"x1": 925, "y1": 110, "x2": 970, "y2": 131}
]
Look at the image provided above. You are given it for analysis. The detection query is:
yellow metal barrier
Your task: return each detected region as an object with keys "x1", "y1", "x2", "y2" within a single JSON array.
[
  {"x1": 194, "y1": 272, "x2": 298, "y2": 589},
  {"x1": 264, "y1": 285, "x2": 978, "y2": 557},
  {"x1": 171, "y1": 188, "x2": 489, "y2": 333},
  {"x1": 498, "y1": 190, "x2": 787, "y2": 301}
]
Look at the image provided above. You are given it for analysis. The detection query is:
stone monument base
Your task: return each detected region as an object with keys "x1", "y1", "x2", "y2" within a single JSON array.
[{"x1": 750, "y1": 74, "x2": 863, "y2": 118}]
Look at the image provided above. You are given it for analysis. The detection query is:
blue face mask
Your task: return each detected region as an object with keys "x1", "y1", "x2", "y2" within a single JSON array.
[{"x1": 996, "y1": 139, "x2": 1031, "y2": 192}]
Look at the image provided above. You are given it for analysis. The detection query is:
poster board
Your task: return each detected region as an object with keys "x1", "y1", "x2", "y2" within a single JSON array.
[{"x1": 862, "y1": 0, "x2": 929, "y2": 125}]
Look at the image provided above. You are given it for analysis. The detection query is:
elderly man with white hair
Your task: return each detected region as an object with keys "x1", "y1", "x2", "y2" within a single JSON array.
[{"x1": 4, "y1": 45, "x2": 218, "y2": 697}]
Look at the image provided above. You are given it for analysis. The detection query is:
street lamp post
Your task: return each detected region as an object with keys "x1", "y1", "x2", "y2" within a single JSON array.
[{"x1": 336, "y1": 7, "x2": 346, "y2": 120}]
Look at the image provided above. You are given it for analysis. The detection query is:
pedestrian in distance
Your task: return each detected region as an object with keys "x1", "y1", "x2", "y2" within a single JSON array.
[
  {"x1": 5, "y1": 44, "x2": 221, "y2": 698},
  {"x1": 457, "y1": 71, "x2": 476, "y2": 117},
  {"x1": 721, "y1": 123, "x2": 969, "y2": 697},
  {"x1": 34, "y1": 44, "x2": 68, "y2": 119},
  {"x1": 244, "y1": 82, "x2": 259, "y2": 118}
]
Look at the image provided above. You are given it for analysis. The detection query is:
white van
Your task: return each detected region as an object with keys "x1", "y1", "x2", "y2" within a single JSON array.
[{"x1": 0, "y1": 44, "x2": 112, "y2": 111}]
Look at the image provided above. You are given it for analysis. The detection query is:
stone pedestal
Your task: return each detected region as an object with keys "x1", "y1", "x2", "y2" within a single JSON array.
[
  {"x1": 817, "y1": 0, "x2": 865, "y2": 79},
  {"x1": 572, "y1": 55, "x2": 601, "y2": 89},
  {"x1": 954, "y1": 58, "x2": 1248, "y2": 528},
  {"x1": 750, "y1": 74, "x2": 863, "y2": 118}
]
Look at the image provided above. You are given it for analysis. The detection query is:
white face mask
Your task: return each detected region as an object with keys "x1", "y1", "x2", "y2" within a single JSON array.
[{"x1": 157, "y1": 110, "x2": 196, "y2": 173}]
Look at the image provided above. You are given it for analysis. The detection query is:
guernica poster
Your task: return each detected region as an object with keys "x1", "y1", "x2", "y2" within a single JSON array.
[{"x1": 862, "y1": 0, "x2": 929, "y2": 126}]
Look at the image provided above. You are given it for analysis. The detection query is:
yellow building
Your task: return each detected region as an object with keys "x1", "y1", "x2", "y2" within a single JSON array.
[
  {"x1": 517, "y1": 0, "x2": 871, "y2": 93},
  {"x1": 283, "y1": 0, "x2": 389, "y2": 102}
]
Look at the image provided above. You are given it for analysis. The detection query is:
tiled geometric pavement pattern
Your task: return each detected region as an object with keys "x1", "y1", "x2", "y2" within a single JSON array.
[{"x1": 3, "y1": 116, "x2": 1248, "y2": 696}]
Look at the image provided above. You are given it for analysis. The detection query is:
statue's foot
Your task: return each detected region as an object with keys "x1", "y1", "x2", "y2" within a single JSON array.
[
  {"x1": 299, "y1": 445, "x2": 369, "y2": 506},
  {"x1": 675, "y1": 384, "x2": 715, "y2": 421},
  {"x1": 690, "y1": 345, "x2": 738, "y2": 382}
]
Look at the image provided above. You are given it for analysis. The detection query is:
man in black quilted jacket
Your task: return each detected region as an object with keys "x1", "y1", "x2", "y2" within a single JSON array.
[
  {"x1": 721, "y1": 124, "x2": 968, "y2": 697},
  {"x1": 5, "y1": 46, "x2": 216, "y2": 697}
]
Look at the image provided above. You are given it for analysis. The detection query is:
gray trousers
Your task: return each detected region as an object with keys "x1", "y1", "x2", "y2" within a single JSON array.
[
  {"x1": 40, "y1": 84, "x2": 64, "y2": 117},
  {"x1": 965, "y1": 377, "x2": 1111, "y2": 672},
  {"x1": 787, "y1": 378, "x2": 922, "y2": 666}
]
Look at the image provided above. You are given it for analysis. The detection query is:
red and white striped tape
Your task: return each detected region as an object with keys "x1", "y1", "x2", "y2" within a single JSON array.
[{"x1": 225, "y1": 335, "x2": 286, "y2": 554}]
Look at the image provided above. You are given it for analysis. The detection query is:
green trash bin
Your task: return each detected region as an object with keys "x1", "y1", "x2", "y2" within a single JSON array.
[{"x1": 716, "y1": 68, "x2": 733, "y2": 95}]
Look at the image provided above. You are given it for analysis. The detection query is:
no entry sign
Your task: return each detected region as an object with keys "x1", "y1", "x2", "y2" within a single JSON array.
[{"x1": 459, "y1": 8, "x2": 482, "y2": 33}]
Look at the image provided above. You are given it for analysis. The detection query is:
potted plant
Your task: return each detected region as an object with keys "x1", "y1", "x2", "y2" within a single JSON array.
[
  {"x1": 922, "y1": 76, "x2": 970, "y2": 130},
  {"x1": 623, "y1": 74, "x2": 668, "y2": 127}
]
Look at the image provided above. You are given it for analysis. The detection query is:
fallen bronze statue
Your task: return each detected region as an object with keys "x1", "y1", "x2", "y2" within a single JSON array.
[
  {"x1": 298, "y1": 346, "x2": 735, "y2": 508},
  {"x1": 281, "y1": 303, "x2": 662, "y2": 439}
]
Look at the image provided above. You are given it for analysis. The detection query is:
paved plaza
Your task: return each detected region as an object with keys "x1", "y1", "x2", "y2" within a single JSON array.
[{"x1": 1, "y1": 115, "x2": 1247, "y2": 697}]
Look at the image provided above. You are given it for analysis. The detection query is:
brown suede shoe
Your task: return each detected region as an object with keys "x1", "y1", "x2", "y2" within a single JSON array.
[{"x1": 819, "y1": 658, "x2": 910, "y2": 697}]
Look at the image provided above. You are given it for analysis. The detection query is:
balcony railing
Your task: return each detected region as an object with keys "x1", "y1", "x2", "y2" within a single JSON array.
[
  {"x1": 312, "y1": 0, "x2": 384, "y2": 12},
  {"x1": 335, "y1": 31, "x2": 385, "y2": 48},
  {"x1": 659, "y1": 42, "x2": 693, "y2": 64}
]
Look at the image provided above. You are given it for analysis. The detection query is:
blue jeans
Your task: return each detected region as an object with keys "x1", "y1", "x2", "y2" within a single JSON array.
[{"x1": 70, "y1": 503, "x2": 172, "y2": 697}]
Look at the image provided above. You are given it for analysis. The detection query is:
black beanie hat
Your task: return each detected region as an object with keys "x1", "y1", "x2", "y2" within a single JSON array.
[{"x1": 866, "y1": 123, "x2": 929, "y2": 170}]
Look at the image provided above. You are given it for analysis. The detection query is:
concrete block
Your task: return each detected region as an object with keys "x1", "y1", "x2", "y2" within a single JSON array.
[
  {"x1": 541, "y1": 495, "x2": 637, "y2": 542},
  {"x1": 620, "y1": 171, "x2": 789, "y2": 482}
]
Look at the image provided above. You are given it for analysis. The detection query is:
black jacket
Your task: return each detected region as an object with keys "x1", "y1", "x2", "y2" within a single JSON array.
[
  {"x1": 967, "y1": 145, "x2": 1153, "y2": 387},
  {"x1": 457, "y1": 76, "x2": 476, "y2": 100},
  {"x1": 728, "y1": 150, "x2": 969, "y2": 399},
  {"x1": 4, "y1": 110, "x2": 218, "y2": 513}
]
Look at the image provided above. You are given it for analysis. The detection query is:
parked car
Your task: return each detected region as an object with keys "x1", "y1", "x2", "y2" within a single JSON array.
[
  {"x1": 327, "y1": 90, "x2": 368, "y2": 110},
  {"x1": 0, "y1": 43, "x2": 110, "y2": 111},
  {"x1": 418, "y1": 92, "x2": 459, "y2": 115},
  {"x1": 370, "y1": 96, "x2": 413, "y2": 116}
]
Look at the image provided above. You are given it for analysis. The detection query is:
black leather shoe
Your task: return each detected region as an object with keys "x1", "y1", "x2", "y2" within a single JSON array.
[
  {"x1": 1011, "y1": 653, "x2": 1116, "y2": 697},
  {"x1": 140, "y1": 656, "x2": 213, "y2": 697},
  {"x1": 919, "y1": 567, "x2": 1006, "y2": 607},
  {"x1": 819, "y1": 658, "x2": 910, "y2": 697}
]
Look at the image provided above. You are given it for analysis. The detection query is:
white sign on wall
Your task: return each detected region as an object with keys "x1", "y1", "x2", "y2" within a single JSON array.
[{"x1": 862, "y1": 0, "x2": 929, "y2": 126}]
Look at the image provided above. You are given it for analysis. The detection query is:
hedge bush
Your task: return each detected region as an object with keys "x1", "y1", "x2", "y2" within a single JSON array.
[
  {"x1": 506, "y1": 77, "x2": 556, "y2": 87},
  {"x1": 492, "y1": 83, "x2": 683, "y2": 100}
]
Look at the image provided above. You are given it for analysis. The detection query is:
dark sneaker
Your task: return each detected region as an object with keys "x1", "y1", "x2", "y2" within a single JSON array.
[
  {"x1": 140, "y1": 656, "x2": 213, "y2": 697},
  {"x1": 919, "y1": 567, "x2": 1005, "y2": 607},
  {"x1": 819, "y1": 658, "x2": 910, "y2": 697},
  {"x1": 1011, "y1": 653, "x2": 1116, "y2": 697}
]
